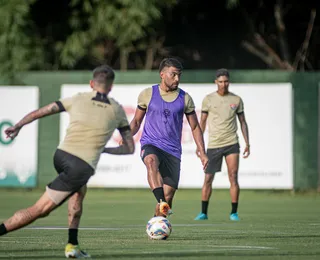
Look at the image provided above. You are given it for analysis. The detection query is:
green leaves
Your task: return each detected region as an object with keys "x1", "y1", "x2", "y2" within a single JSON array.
[
  {"x1": 0, "y1": 0, "x2": 43, "y2": 82},
  {"x1": 61, "y1": 0, "x2": 177, "y2": 69}
]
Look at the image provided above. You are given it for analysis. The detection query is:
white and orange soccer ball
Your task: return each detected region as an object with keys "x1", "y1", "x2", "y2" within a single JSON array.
[{"x1": 146, "y1": 216, "x2": 172, "y2": 240}]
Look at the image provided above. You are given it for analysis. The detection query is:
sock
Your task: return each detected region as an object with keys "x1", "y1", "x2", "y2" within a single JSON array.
[
  {"x1": 68, "y1": 228, "x2": 79, "y2": 245},
  {"x1": 231, "y1": 202, "x2": 238, "y2": 214},
  {"x1": 0, "y1": 223, "x2": 7, "y2": 236},
  {"x1": 201, "y1": 201, "x2": 209, "y2": 215},
  {"x1": 152, "y1": 187, "x2": 166, "y2": 203}
]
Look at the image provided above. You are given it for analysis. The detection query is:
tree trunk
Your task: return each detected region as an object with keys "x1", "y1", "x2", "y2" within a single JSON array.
[{"x1": 119, "y1": 48, "x2": 128, "y2": 71}]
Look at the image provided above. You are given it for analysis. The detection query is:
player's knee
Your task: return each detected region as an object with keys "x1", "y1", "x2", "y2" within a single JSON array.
[
  {"x1": 144, "y1": 155, "x2": 157, "y2": 167},
  {"x1": 229, "y1": 170, "x2": 238, "y2": 185},
  {"x1": 204, "y1": 176, "x2": 214, "y2": 186}
]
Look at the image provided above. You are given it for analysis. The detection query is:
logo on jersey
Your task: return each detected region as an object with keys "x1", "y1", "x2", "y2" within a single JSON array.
[
  {"x1": 140, "y1": 149, "x2": 145, "y2": 158},
  {"x1": 230, "y1": 104, "x2": 238, "y2": 110}
]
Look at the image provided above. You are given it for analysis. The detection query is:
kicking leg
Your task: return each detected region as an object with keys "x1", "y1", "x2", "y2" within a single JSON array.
[{"x1": 0, "y1": 191, "x2": 57, "y2": 235}]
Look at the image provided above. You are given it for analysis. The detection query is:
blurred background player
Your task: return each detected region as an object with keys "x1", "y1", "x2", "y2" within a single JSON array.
[
  {"x1": 194, "y1": 68, "x2": 250, "y2": 221},
  {"x1": 0, "y1": 65, "x2": 135, "y2": 258},
  {"x1": 128, "y1": 57, "x2": 208, "y2": 217}
]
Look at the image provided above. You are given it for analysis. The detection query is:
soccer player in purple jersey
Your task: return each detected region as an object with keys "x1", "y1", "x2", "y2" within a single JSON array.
[{"x1": 129, "y1": 57, "x2": 208, "y2": 217}]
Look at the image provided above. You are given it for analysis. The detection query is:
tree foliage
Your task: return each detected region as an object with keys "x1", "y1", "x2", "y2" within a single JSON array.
[
  {"x1": 0, "y1": 0, "x2": 44, "y2": 82},
  {"x1": 60, "y1": 0, "x2": 177, "y2": 70}
]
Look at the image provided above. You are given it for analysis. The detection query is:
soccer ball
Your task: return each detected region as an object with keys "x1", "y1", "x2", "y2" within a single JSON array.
[{"x1": 146, "y1": 216, "x2": 172, "y2": 240}]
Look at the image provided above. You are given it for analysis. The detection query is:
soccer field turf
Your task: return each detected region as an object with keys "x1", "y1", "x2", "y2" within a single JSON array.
[{"x1": 0, "y1": 189, "x2": 319, "y2": 259}]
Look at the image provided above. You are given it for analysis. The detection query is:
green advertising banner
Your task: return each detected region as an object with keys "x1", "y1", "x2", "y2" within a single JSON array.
[{"x1": 0, "y1": 87, "x2": 39, "y2": 187}]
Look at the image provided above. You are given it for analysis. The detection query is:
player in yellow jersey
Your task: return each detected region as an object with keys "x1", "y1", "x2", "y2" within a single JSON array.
[
  {"x1": 194, "y1": 69, "x2": 250, "y2": 221},
  {"x1": 0, "y1": 65, "x2": 135, "y2": 258}
]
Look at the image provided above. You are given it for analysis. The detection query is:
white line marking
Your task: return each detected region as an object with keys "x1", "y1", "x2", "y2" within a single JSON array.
[{"x1": 0, "y1": 240, "x2": 275, "y2": 250}]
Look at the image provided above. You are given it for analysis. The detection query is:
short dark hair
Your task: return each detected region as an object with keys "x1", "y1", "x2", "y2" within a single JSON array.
[
  {"x1": 93, "y1": 65, "x2": 115, "y2": 88},
  {"x1": 216, "y1": 68, "x2": 230, "y2": 79},
  {"x1": 159, "y1": 57, "x2": 183, "y2": 73}
]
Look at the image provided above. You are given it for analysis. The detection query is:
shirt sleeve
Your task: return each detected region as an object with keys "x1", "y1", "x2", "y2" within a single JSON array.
[
  {"x1": 184, "y1": 93, "x2": 196, "y2": 114},
  {"x1": 237, "y1": 97, "x2": 244, "y2": 114},
  {"x1": 201, "y1": 95, "x2": 210, "y2": 113},
  {"x1": 58, "y1": 94, "x2": 77, "y2": 112},
  {"x1": 137, "y1": 88, "x2": 152, "y2": 110}
]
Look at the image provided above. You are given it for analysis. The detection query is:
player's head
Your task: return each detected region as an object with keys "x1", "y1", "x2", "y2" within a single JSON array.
[
  {"x1": 90, "y1": 65, "x2": 115, "y2": 93},
  {"x1": 215, "y1": 68, "x2": 230, "y2": 95},
  {"x1": 159, "y1": 57, "x2": 183, "y2": 91}
]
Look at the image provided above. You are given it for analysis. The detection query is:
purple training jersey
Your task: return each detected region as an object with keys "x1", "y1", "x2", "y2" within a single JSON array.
[{"x1": 140, "y1": 85, "x2": 185, "y2": 159}]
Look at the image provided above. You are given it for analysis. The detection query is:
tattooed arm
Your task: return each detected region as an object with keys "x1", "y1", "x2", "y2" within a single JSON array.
[
  {"x1": 5, "y1": 102, "x2": 62, "y2": 140},
  {"x1": 103, "y1": 127, "x2": 135, "y2": 155}
]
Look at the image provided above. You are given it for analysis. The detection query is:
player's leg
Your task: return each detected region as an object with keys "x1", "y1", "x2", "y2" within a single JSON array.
[
  {"x1": 224, "y1": 143, "x2": 240, "y2": 221},
  {"x1": 195, "y1": 148, "x2": 223, "y2": 220},
  {"x1": 159, "y1": 150, "x2": 180, "y2": 216},
  {"x1": 0, "y1": 190, "x2": 58, "y2": 236},
  {"x1": 163, "y1": 184, "x2": 176, "y2": 208},
  {"x1": 68, "y1": 185, "x2": 87, "y2": 244},
  {"x1": 141, "y1": 145, "x2": 170, "y2": 216},
  {"x1": 52, "y1": 149, "x2": 93, "y2": 258},
  {"x1": 65, "y1": 185, "x2": 90, "y2": 258}
]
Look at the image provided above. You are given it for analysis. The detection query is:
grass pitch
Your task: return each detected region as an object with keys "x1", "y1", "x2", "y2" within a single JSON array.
[{"x1": 0, "y1": 189, "x2": 319, "y2": 259}]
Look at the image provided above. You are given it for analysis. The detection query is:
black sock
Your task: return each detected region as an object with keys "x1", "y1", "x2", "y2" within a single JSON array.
[
  {"x1": 231, "y1": 202, "x2": 238, "y2": 214},
  {"x1": 152, "y1": 187, "x2": 166, "y2": 203},
  {"x1": 68, "y1": 229, "x2": 79, "y2": 245},
  {"x1": 201, "y1": 201, "x2": 209, "y2": 215},
  {"x1": 0, "y1": 223, "x2": 7, "y2": 236}
]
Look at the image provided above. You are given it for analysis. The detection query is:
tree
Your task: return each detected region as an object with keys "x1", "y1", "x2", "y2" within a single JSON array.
[
  {"x1": 0, "y1": 0, "x2": 44, "y2": 82},
  {"x1": 60, "y1": 0, "x2": 177, "y2": 71},
  {"x1": 226, "y1": 0, "x2": 317, "y2": 71}
]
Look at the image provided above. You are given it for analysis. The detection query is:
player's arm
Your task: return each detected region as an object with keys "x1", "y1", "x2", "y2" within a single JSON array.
[
  {"x1": 103, "y1": 126, "x2": 135, "y2": 155},
  {"x1": 186, "y1": 112, "x2": 206, "y2": 156},
  {"x1": 130, "y1": 108, "x2": 146, "y2": 136},
  {"x1": 186, "y1": 112, "x2": 208, "y2": 170},
  {"x1": 199, "y1": 111, "x2": 208, "y2": 134},
  {"x1": 237, "y1": 112, "x2": 250, "y2": 158},
  {"x1": 129, "y1": 88, "x2": 150, "y2": 136},
  {"x1": 5, "y1": 102, "x2": 62, "y2": 140}
]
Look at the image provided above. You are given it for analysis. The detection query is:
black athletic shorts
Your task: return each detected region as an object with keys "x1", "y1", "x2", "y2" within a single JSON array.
[
  {"x1": 205, "y1": 143, "x2": 240, "y2": 174},
  {"x1": 140, "y1": 145, "x2": 181, "y2": 189},
  {"x1": 47, "y1": 149, "x2": 94, "y2": 192}
]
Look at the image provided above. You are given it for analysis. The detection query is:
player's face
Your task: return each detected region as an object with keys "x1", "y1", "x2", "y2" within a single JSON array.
[
  {"x1": 215, "y1": 76, "x2": 229, "y2": 94},
  {"x1": 161, "y1": 67, "x2": 182, "y2": 91}
]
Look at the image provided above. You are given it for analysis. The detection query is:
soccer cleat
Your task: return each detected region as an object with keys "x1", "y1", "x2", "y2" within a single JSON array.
[
  {"x1": 230, "y1": 212, "x2": 240, "y2": 221},
  {"x1": 65, "y1": 243, "x2": 91, "y2": 258},
  {"x1": 155, "y1": 200, "x2": 173, "y2": 217},
  {"x1": 194, "y1": 213, "x2": 208, "y2": 220}
]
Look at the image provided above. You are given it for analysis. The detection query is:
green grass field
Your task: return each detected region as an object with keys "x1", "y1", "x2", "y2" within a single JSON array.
[{"x1": 0, "y1": 189, "x2": 319, "y2": 259}]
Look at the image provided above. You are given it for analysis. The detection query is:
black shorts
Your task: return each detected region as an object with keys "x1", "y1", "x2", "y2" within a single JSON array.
[
  {"x1": 141, "y1": 145, "x2": 181, "y2": 189},
  {"x1": 205, "y1": 143, "x2": 240, "y2": 174},
  {"x1": 47, "y1": 149, "x2": 94, "y2": 192}
]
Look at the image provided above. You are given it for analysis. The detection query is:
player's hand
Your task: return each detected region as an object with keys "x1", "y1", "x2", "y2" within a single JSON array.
[
  {"x1": 195, "y1": 148, "x2": 201, "y2": 158},
  {"x1": 199, "y1": 153, "x2": 209, "y2": 171},
  {"x1": 5, "y1": 125, "x2": 21, "y2": 140},
  {"x1": 243, "y1": 144, "x2": 250, "y2": 158},
  {"x1": 118, "y1": 139, "x2": 123, "y2": 145}
]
